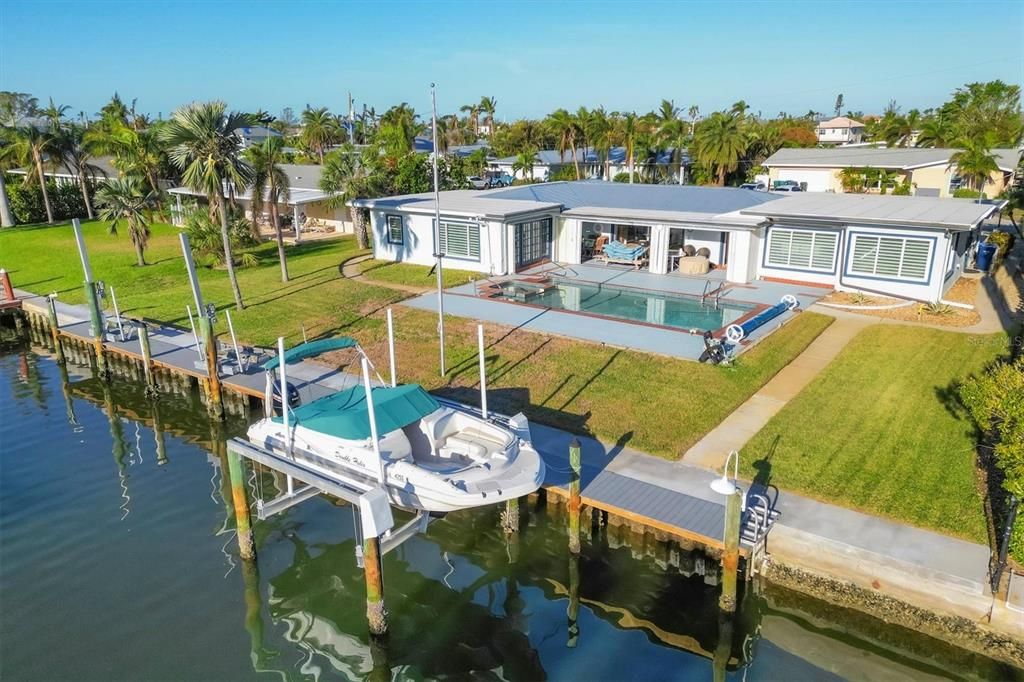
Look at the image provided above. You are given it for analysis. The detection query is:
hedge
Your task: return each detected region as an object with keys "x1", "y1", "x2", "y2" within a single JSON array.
[{"x1": 4, "y1": 174, "x2": 93, "y2": 224}]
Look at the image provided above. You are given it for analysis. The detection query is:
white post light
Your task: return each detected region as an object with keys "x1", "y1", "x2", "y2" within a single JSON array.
[
  {"x1": 477, "y1": 324, "x2": 488, "y2": 419},
  {"x1": 709, "y1": 449, "x2": 745, "y2": 511},
  {"x1": 278, "y1": 336, "x2": 291, "y2": 456},
  {"x1": 386, "y1": 307, "x2": 397, "y2": 387},
  {"x1": 361, "y1": 356, "x2": 387, "y2": 484}
]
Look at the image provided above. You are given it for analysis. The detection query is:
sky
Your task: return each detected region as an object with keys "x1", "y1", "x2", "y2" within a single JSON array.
[{"x1": 1, "y1": 0, "x2": 1022, "y2": 122}]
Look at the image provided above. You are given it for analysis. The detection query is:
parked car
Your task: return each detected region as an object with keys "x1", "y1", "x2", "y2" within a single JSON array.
[
  {"x1": 770, "y1": 185, "x2": 803, "y2": 192},
  {"x1": 468, "y1": 176, "x2": 488, "y2": 189},
  {"x1": 486, "y1": 172, "x2": 514, "y2": 188},
  {"x1": 740, "y1": 182, "x2": 767, "y2": 191}
]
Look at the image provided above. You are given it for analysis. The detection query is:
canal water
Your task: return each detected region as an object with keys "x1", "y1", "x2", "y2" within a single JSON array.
[{"x1": 1, "y1": 335, "x2": 1020, "y2": 681}]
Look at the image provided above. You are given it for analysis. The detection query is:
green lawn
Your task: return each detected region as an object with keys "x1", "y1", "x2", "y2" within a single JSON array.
[
  {"x1": 741, "y1": 326, "x2": 1011, "y2": 542},
  {"x1": 2, "y1": 220, "x2": 834, "y2": 458},
  {"x1": 356, "y1": 258, "x2": 479, "y2": 289}
]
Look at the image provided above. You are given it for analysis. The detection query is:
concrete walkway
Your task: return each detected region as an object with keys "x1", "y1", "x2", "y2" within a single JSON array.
[{"x1": 682, "y1": 314, "x2": 875, "y2": 469}]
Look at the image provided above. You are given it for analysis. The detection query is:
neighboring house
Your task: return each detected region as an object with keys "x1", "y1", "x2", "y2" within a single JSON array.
[
  {"x1": 815, "y1": 116, "x2": 866, "y2": 145},
  {"x1": 8, "y1": 154, "x2": 118, "y2": 186},
  {"x1": 490, "y1": 147, "x2": 688, "y2": 183},
  {"x1": 234, "y1": 126, "x2": 283, "y2": 149},
  {"x1": 168, "y1": 163, "x2": 353, "y2": 233},
  {"x1": 763, "y1": 147, "x2": 1020, "y2": 197},
  {"x1": 352, "y1": 181, "x2": 1000, "y2": 303}
]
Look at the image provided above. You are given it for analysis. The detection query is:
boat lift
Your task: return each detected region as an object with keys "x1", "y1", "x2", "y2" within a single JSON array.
[{"x1": 225, "y1": 313, "x2": 502, "y2": 566}]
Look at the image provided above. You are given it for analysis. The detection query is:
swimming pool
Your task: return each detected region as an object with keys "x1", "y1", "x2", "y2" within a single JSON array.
[{"x1": 490, "y1": 278, "x2": 756, "y2": 331}]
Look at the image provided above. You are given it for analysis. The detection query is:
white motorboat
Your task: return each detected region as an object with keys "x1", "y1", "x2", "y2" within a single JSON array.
[{"x1": 246, "y1": 338, "x2": 545, "y2": 513}]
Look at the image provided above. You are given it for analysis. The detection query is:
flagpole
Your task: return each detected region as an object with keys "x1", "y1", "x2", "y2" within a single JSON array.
[{"x1": 431, "y1": 82, "x2": 446, "y2": 376}]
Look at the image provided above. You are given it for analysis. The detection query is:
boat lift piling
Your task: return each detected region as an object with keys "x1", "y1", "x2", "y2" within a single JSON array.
[
  {"x1": 719, "y1": 489, "x2": 743, "y2": 612},
  {"x1": 137, "y1": 322, "x2": 158, "y2": 397},
  {"x1": 72, "y1": 218, "x2": 109, "y2": 380}
]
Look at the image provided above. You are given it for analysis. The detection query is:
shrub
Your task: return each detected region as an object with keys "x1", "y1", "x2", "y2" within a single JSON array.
[
  {"x1": 987, "y1": 231, "x2": 1014, "y2": 261},
  {"x1": 549, "y1": 165, "x2": 580, "y2": 182},
  {"x1": 919, "y1": 301, "x2": 955, "y2": 317},
  {"x1": 891, "y1": 180, "x2": 912, "y2": 196},
  {"x1": 183, "y1": 208, "x2": 260, "y2": 267},
  {"x1": 613, "y1": 172, "x2": 634, "y2": 183},
  {"x1": 5, "y1": 176, "x2": 91, "y2": 224},
  {"x1": 953, "y1": 188, "x2": 987, "y2": 199}
]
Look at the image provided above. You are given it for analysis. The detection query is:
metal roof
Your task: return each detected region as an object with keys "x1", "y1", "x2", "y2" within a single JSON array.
[
  {"x1": 816, "y1": 116, "x2": 865, "y2": 128},
  {"x1": 741, "y1": 193, "x2": 1000, "y2": 229},
  {"x1": 490, "y1": 181, "x2": 780, "y2": 214},
  {"x1": 764, "y1": 147, "x2": 1020, "y2": 172},
  {"x1": 167, "y1": 163, "x2": 333, "y2": 205},
  {"x1": 10, "y1": 154, "x2": 118, "y2": 179},
  {"x1": 352, "y1": 189, "x2": 561, "y2": 218}
]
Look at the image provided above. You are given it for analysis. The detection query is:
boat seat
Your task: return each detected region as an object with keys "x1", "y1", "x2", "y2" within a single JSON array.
[{"x1": 438, "y1": 431, "x2": 509, "y2": 464}]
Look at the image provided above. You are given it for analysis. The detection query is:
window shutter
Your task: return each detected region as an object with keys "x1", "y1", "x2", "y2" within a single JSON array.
[
  {"x1": 849, "y1": 234, "x2": 931, "y2": 281},
  {"x1": 768, "y1": 230, "x2": 791, "y2": 265},
  {"x1": 811, "y1": 233, "x2": 838, "y2": 270},
  {"x1": 767, "y1": 228, "x2": 837, "y2": 271}
]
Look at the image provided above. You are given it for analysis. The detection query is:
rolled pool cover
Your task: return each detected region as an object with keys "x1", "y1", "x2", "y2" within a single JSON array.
[{"x1": 725, "y1": 295, "x2": 799, "y2": 344}]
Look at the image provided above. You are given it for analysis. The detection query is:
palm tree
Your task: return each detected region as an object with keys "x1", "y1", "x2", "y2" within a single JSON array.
[
  {"x1": 586, "y1": 107, "x2": 613, "y2": 180},
  {"x1": 478, "y1": 96, "x2": 497, "y2": 135},
  {"x1": 656, "y1": 100, "x2": 688, "y2": 184},
  {"x1": 621, "y1": 112, "x2": 638, "y2": 183},
  {"x1": 915, "y1": 117, "x2": 955, "y2": 148},
  {"x1": 159, "y1": 101, "x2": 255, "y2": 310},
  {"x1": 300, "y1": 106, "x2": 341, "y2": 163},
  {"x1": 948, "y1": 142, "x2": 999, "y2": 200},
  {"x1": 321, "y1": 145, "x2": 371, "y2": 249},
  {"x1": 42, "y1": 98, "x2": 70, "y2": 132},
  {"x1": 694, "y1": 111, "x2": 746, "y2": 186},
  {"x1": 247, "y1": 137, "x2": 291, "y2": 282},
  {"x1": 10, "y1": 126, "x2": 56, "y2": 223},
  {"x1": 86, "y1": 120, "x2": 166, "y2": 198},
  {"x1": 512, "y1": 148, "x2": 537, "y2": 181},
  {"x1": 547, "y1": 109, "x2": 582, "y2": 180},
  {"x1": 460, "y1": 103, "x2": 480, "y2": 136},
  {"x1": 95, "y1": 177, "x2": 156, "y2": 266},
  {"x1": 54, "y1": 125, "x2": 100, "y2": 219}
]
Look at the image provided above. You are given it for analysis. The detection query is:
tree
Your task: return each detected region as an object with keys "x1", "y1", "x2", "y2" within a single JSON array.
[
  {"x1": 247, "y1": 136, "x2": 291, "y2": 282},
  {"x1": 479, "y1": 96, "x2": 497, "y2": 134},
  {"x1": 834, "y1": 94, "x2": 844, "y2": 118},
  {"x1": 0, "y1": 91, "x2": 39, "y2": 126},
  {"x1": 87, "y1": 120, "x2": 167, "y2": 201},
  {"x1": 41, "y1": 98, "x2": 69, "y2": 132},
  {"x1": 694, "y1": 111, "x2": 745, "y2": 185},
  {"x1": 460, "y1": 103, "x2": 480, "y2": 135},
  {"x1": 547, "y1": 109, "x2": 582, "y2": 180},
  {"x1": 512, "y1": 148, "x2": 537, "y2": 181},
  {"x1": 656, "y1": 100, "x2": 689, "y2": 184},
  {"x1": 621, "y1": 112, "x2": 638, "y2": 183},
  {"x1": 54, "y1": 124, "x2": 100, "y2": 219},
  {"x1": 160, "y1": 101, "x2": 255, "y2": 310},
  {"x1": 948, "y1": 142, "x2": 999, "y2": 199},
  {"x1": 321, "y1": 145, "x2": 371, "y2": 249},
  {"x1": 95, "y1": 176, "x2": 156, "y2": 266},
  {"x1": 960, "y1": 356, "x2": 1024, "y2": 500},
  {"x1": 9, "y1": 126, "x2": 56, "y2": 223},
  {"x1": 300, "y1": 106, "x2": 341, "y2": 163}
]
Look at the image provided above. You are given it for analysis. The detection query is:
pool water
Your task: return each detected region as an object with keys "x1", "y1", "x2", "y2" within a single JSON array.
[{"x1": 495, "y1": 278, "x2": 755, "y2": 331}]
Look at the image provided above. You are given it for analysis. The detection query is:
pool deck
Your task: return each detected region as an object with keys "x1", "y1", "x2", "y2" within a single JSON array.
[{"x1": 404, "y1": 263, "x2": 830, "y2": 360}]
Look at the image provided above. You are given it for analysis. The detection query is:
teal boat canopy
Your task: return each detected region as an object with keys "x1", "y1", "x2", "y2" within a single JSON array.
[
  {"x1": 263, "y1": 338, "x2": 359, "y2": 370},
  {"x1": 273, "y1": 384, "x2": 441, "y2": 440}
]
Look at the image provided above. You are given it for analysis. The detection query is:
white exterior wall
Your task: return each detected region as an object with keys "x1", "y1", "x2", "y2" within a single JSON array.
[
  {"x1": 725, "y1": 230, "x2": 761, "y2": 284},
  {"x1": 684, "y1": 229, "x2": 725, "y2": 264},
  {"x1": 369, "y1": 210, "x2": 505, "y2": 275},
  {"x1": 493, "y1": 160, "x2": 551, "y2": 182},
  {"x1": 756, "y1": 222, "x2": 958, "y2": 301}
]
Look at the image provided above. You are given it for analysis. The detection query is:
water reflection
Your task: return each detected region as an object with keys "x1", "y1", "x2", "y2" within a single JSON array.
[{"x1": 3, "y1": 334, "x2": 1022, "y2": 682}]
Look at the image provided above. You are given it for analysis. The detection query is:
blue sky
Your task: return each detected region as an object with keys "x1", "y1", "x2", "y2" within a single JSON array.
[{"x1": 1, "y1": 1, "x2": 1021, "y2": 121}]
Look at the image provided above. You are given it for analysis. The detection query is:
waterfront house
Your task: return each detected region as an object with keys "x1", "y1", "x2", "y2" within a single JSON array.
[
  {"x1": 490, "y1": 147, "x2": 687, "y2": 183},
  {"x1": 763, "y1": 147, "x2": 1020, "y2": 197},
  {"x1": 168, "y1": 163, "x2": 354, "y2": 234},
  {"x1": 815, "y1": 116, "x2": 866, "y2": 145},
  {"x1": 351, "y1": 181, "x2": 1002, "y2": 303}
]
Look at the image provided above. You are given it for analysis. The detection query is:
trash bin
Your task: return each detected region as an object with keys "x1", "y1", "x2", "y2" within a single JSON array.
[{"x1": 976, "y1": 242, "x2": 998, "y2": 272}]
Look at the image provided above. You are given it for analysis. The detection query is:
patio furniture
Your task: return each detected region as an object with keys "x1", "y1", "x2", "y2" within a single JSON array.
[
  {"x1": 676, "y1": 255, "x2": 711, "y2": 275},
  {"x1": 696, "y1": 247, "x2": 711, "y2": 258},
  {"x1": 593, "y1": 235, "x2": 609, "y2": 256},
  {"x1": 683, "y1": 244, "x2": 697, "y2": 257},
  {"x1": 598, "y1": 240, "x2": 649, "y2": 269}
]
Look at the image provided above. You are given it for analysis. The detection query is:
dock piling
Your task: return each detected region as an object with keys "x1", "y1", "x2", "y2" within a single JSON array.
[
  {"x1": 719, "y1": 489, "x2": 742, "y2": 612},
  {"x1": 502, "y1": 497, "x2": 520, "y2": 534},
  {"x1": 363, "y1": 535, "x2": 387, "y2": 636},
  {"x1": 85, "y1": 280, "x2": 109, "y2": 379},
  {"x1": 568, "y1": 438, "x2": 582, "y2": 554},
  {"x1": 225, "y1": 438, "x2": 256, "y2": 560},
  {"x1": 202, "y1": 311, "x2": 224, "y2": 420},
  {"x1": 0, "y1": 268, "x2": 13, "y2": 301},
  {"x1": 137, "y1": 323, "x2": 158, "y2": 397},
  {"x1": 45, "y1": 294, "x2": 65, "y2": 365}
]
